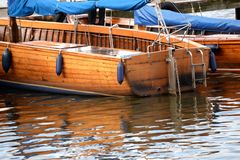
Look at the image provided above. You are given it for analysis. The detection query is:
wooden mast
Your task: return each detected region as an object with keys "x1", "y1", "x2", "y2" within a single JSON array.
[
  {"x1": 9, "y1": 17, "x2": 19, "y2": 43},
  {"x1": 8, "y1": 0, "x2": 19, "y2": 43}
]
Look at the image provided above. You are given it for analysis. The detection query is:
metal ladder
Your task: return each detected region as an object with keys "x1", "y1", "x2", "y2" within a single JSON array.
[{"x1": 187, "y1": 49, "x2": 207, "y2": 88}]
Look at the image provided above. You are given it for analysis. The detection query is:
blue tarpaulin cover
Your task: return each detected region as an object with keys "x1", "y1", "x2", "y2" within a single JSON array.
[
  {"x1": 8, "y1": 0, "x2": 96, "y2": 17},
  {"x1": 134, "y1": 5, "x2": 240, "y2": 33},
  {"x1": 96, "y1": 0, "x2": 149, "y2": 11},
  {"x1": 8, "y1": 0, "x2": 149, "y2": 17}
]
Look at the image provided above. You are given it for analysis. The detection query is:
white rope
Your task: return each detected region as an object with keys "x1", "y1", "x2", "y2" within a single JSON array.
[
  {"x1": 174, "y1": 58, "x2": 182, "y2": 97},
  {"x1": 198, "y1": 2, "x2": 203, "y2": 16},
  {"x1": 109, "y1": 24, "x2": 118, "y2": 48},
  {"x1": 151, "y1": 0, "x2": 192, "y2": 43},
  {"x1": 154, "y1": 0, "x2": 170, "y2": 37}
]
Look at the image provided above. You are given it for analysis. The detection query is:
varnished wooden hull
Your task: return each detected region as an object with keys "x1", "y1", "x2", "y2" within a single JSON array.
[
  {"x1": 0, "y1": 19, "x2": 209, "y2": 96},
  {"x1": 183, "y1": 35, "x2": 240, "y2": 70}
]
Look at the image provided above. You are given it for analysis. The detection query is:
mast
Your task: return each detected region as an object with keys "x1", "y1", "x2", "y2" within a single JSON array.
[
  {"x1": 8, "y1": 0, "x2": 19, "y2": 43},
  {"x1": 9, "y1": 17, "x2": 19, "y2": 43}
]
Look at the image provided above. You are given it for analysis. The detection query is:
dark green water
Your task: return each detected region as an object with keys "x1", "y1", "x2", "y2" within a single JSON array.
[{"x1": 0, "y1": 72, "x2": 240, "y2": 159}]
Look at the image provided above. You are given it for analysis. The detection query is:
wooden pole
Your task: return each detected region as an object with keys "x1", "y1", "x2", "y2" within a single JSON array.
[
  {"x1": 8, "y1": 0, "x2": 19, "y2": 43},
  {"x1": 9, "y1": 17, "x2": 19, "y2": 43},
  {"x1": 236, "y1": 8, "x2": 240, "y2": 20}
]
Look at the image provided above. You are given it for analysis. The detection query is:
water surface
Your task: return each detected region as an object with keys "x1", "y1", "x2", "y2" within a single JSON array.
[{"x1": 0, "y1": 72, "x2": 240, "y2": 159}]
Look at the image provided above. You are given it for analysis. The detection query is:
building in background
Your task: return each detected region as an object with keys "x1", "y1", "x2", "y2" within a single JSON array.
[{"x1": 0, "y1": 0, "x2": 7, "y2": 8}]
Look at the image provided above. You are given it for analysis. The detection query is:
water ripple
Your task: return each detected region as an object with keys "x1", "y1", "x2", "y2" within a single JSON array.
[{"x1": 0, "y1": 71, "x2": 240, "y2": 159}]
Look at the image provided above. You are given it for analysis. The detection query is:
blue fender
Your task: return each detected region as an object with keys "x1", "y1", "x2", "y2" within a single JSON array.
[
  {"x1": 117, "y1": 61, "x2": 124, "y2": 85},
  {"x1": 56, "y1": 53, "x2": 63, "y2": 76},
  {"x1": 2, "y1": 48, "x2": 12, "y2": 73}
]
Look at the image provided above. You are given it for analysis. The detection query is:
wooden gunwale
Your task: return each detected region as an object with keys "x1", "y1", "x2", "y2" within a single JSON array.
[{"x1": 0, "y1": 41, "x2": 125, "y2": 62}]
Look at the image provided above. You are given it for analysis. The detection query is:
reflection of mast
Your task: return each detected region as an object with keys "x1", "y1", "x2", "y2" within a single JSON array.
[{"x1": 169, "y1": 96, "x2": 182, "y2": 132}]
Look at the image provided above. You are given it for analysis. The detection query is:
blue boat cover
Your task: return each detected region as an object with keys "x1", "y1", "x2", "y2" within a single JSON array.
[
  {"x1": 96, "y1": 0, "x2": 149, "y2": 11},
  {"x1": 134, "y1": 5, "x2": 240, "y2": 33},
  {"x1": 8, "y1": 0, "x2": 96, "y2": 17}
]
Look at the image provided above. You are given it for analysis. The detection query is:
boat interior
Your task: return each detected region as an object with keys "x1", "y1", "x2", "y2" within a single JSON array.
[{"x1": 0, "y1": 18, "x2": 201, "y2": 58}]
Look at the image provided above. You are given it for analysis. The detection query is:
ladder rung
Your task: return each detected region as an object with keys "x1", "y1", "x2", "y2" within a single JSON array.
[{"x1": 187, "y1": 49, "x2": 207, "y2": 88}]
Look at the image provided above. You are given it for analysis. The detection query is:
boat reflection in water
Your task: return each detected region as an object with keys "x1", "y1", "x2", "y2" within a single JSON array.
[
  {"x1": 1, "y1": 71, "x2": 240, "y2": 159},
  {"x1": 0, "y1": 85, "x2": 221, "y2": 159}
]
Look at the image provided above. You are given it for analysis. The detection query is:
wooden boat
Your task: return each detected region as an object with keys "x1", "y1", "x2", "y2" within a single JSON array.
[
  {"x1": 0, "y1": 18, "x2": 210, "y2": 96},
  {"x1": 65, "y1": 7, "x2": 240, "y2": 71},
  {"x1": 37, "y1": 3, "x2": 240, "y2": 72},
  {"x1": 73, "y1": 4, "x2": 237, "y2": 72},
  {"x1": 132, "y1": 5, "x2": 240, "y2": 70},
  {"x1": 179, "y1": 34, "x2": 240, "y2": 70},
  {"x1": 0, "y1": 0, "x2": 210, "y2": 96}
]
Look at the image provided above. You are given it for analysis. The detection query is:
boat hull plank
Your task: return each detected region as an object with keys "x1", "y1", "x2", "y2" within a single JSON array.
[{"x1": 191, "y1": 37, "x2": 240, "y2": 69}]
